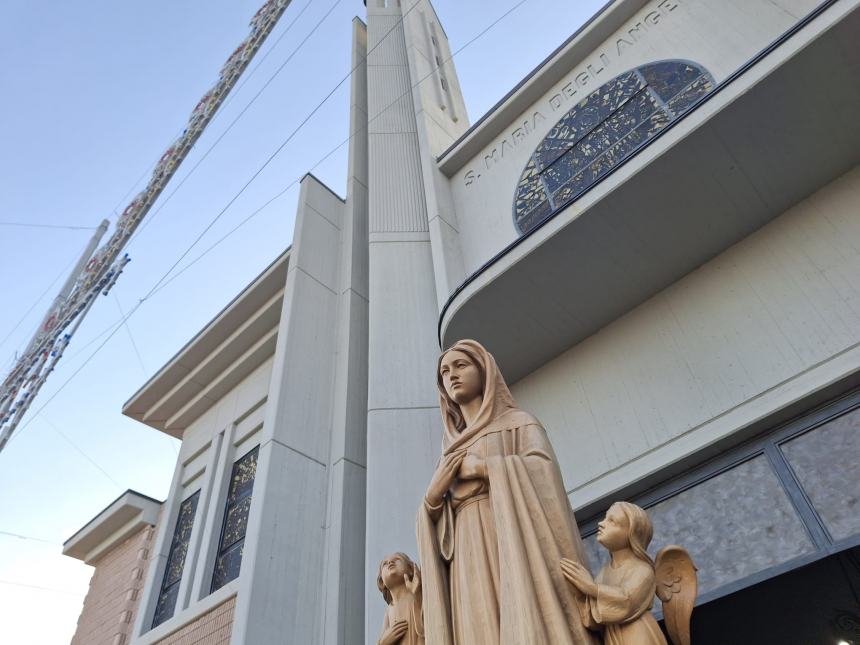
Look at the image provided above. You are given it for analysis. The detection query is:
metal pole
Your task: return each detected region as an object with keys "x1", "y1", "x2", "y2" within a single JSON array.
[{"x1": 21, "y1": 219, "x2": 109, "y2": 357}]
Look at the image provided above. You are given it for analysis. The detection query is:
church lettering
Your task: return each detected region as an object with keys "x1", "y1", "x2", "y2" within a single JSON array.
[
  {"x1": 644, "y1": 10, "x2": 662, "y2": 26},
  {"x1": 463, "y1": 0, "x2": 683, "y2": 188},
  {"x1": 616, "y1": 36, "x2": 634, "y2": 55},
  {"x1": 480, "y1": 111, "x2": 547, "y2": 172},
  {"x1": 627, "y1": 22, "x2": 648, "y2": 42},
  {"x1": 484, "y1": 148, "x2": 502, "y2": 169}
]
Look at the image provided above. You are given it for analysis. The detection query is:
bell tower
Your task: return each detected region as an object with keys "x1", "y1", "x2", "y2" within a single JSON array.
[{"x1": 363, "y1": 0, "x2": 469, "y2": 642}]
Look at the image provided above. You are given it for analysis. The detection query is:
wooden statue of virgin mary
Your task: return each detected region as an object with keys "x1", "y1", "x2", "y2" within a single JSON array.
[{"x1": 417, "y1": 339, "x2": 599, "y2": 645}]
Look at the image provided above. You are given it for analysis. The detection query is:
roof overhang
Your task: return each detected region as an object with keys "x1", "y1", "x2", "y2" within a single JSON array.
[
  {"x1": 439, "y1": 1, "x2": 860, "y2": 383},
  {"x1": 123, "y1": 249, "x2": 289, "y2": 436},
  {"x1": 63, "y1": 490, "x2": 161, "y2": 565}
]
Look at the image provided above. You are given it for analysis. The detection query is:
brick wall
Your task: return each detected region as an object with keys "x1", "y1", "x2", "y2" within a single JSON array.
[
  {"x1": 70, "y1": 525, "x2": 156, "y2": 645},
  {"x1": 153, "y1": 596, "x2": 235, "y2": 645}
]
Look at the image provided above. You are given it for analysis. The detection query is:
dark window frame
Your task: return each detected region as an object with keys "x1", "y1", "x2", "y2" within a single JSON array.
[
  {"x1": 578, "y1": 387, "x2": 860, "y2": 608},
  {"x1": 210, "y1": 445, "x2": 260, "y2": 593},
  {"x1": 151, "y1": 490, "x2": 200, "y2": 629}
]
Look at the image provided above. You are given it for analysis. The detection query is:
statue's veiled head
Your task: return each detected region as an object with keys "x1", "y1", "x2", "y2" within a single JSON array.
[
  {"x1": 439, "y1": 348, "x2": 484, "y2": 407},
  {"x1": 437, "y1": 340, "x2": 517, "y2": 451}
]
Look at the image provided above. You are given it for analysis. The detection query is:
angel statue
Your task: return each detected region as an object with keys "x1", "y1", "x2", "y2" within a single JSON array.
[
  {"x1": 560, "y1": 501, "x2": 698, "y2": 645},
  {"x1": 376, "y1": 552, "x2": 424, "y2": 645}
]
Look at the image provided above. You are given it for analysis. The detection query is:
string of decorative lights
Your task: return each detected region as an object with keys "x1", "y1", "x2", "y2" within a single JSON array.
[
  {"x1": 6, "y1": 0, "x2": 419, "y2": 391},
  {"x1": 0, "y1": 0, "x2": 296, "y2": 452},
  {"x1": 2, "y1": 0, "x2": 532, "y2": 454},
  {"x1": 123, "y1": 0, "x2": 321, "y2": 252},
  {"x1": 0, "y1": 255, "x2": 80, "y2": 356}
]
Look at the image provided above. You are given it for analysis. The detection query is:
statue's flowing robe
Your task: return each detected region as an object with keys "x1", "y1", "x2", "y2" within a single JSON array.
[
  {"x1": 417, "y1": 409, "x2": 599, "y2": 645},
  {"x1": 579, "y1": 559, "x2": 667, "y2": 645}
]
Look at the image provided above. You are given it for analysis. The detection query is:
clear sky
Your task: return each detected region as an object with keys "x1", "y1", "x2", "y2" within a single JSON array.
[{"x1": 0, "y1": 1, "x2": 605, "y2": 642}]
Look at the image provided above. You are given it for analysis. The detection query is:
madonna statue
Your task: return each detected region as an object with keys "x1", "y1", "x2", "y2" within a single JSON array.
[{"x1": 417, "y1": 339, "x2": 599, "y2": 645}]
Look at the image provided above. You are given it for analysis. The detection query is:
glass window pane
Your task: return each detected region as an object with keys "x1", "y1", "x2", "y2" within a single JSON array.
[
  {"x1": 782, "y1": 407, "x2": 860, "y2": 541},
  {"x1": 151, "y1": 582, "x2": 180, "y2": 629},
  {"x1": 152, "y1": 491, "x2": 199, "y2": 628},
  {"x1": 583, "y1": 456, "x2": 815, "y2": 598},
  {"x1": 513, "y1": 60, "x2": 714, "y2": 235},
  {"x1": 666, "y1": 75, "x2": 714, "y2": 116},
  {"x1": 639, "y1": 60, "x2": 704, "y2": 102},
  {"x1": 646, "y1": 456, "x2": 814, "y2": 595},
  {"x1": 221, "y1": 496, "x2": 252, "y2": 550},
  {"x1": 227, "y1": 446, "x2": 259, "y2": 503},
  {"x1": 211, "y1": 445, "x2": 259, "y2": 593},
  {"x1": 212, "y1": 540, "x2": 245, "y2": 592}
]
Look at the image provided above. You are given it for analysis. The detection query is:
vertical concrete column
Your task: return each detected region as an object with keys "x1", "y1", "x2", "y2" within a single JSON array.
[
  {"x1": 364, "y1": 1, "x2": 444, "y2": 641},
  {"x1": 319, "y1": 18, "x2": 371, "y2": 645},
  {"x1": 230, "y1": 175, "x2": 346, "y2": 644}
]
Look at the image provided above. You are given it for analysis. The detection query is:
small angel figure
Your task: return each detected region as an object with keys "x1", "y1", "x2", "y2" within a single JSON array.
[
  {"x1": 377, "y1": 552, "x2": 424, "y2": 645},
  {"x1": 561, "y1": 502, "x2": 698, "y2": 645}
]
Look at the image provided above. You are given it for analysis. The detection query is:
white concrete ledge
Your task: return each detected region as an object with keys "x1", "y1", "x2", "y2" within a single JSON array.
[{"x1": 63, "y1": 490, "x2": 161, "y2": 565}]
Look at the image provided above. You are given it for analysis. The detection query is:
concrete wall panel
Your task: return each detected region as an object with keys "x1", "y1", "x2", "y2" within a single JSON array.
[
  {"x1": 449, "y1": 0, "x2": 820, "y2": 278},
  {"x1": 512, "y1": 167, "x2": 860, "y2": 507}
]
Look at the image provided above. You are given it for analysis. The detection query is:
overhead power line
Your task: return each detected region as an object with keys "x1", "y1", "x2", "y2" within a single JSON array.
[
  {"x1": 113, "y1": 294, "x2": 147, "y2": 377},
  {"x1": 125, "y1": 0, "x2": 321, "y2": 251},
  {"x1": 0, "y1": 579, "x2": 84, "y2": 596},
  {"x1": 0, "y1": 255, "x2": 79, "y2": 356},
  {"x1": 0, "y1": 530, "x2": 60, "y2": 546},
  {"x1": 4, "y1": 0, "x2": 531, "y2": 452},
  {"x1": 158, "y1": 0, "x2": 532, "y2": 290},
  {"x1": 41, "y1": 417, "x2": 123, "y2": 490},
  {"x1": 0, "y1": 0, "x2": 297, "y2": 452},
  {"x1": 0, "y1": 222, "x2": 98, "y2": 231}
]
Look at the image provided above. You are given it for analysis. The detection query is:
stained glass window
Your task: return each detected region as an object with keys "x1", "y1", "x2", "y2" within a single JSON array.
[
  {"x1": 211, "y1": 445, "x2": 259, "y2": 592},
  {"x1": 151, "y1": 490, "x2": 200, "y2": 629},
  {"x1": 513, "y1": 60, "x2": 714, "y2": 235}
]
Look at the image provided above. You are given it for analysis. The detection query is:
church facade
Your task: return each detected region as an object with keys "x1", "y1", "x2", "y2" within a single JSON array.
[{"x1": 64, "y1": 0, "x2": 860, "y2": 643}]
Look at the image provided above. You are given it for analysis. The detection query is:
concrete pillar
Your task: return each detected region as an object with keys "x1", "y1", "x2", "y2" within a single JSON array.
[
  {"x1": 363, "y1": 0, "x2": 468, "y2": 641},
  {"x1": 319, "y1": 18, "x2": 371, "y2": 645},
  {"x1": 230, "y1": 16, "x2": 371, "y2": 635}
]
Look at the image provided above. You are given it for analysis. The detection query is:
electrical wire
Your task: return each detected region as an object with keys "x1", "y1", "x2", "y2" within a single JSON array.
[
  {"x1": 216, "y1": 0, "x2": 315, "y2": 117},
  {"x1": 3, "y1": 0, "x2": 531, "y2": 451},
  {"x1": 0, "y1": 254, "x2": 80, "y2": 355},
  {"x1": 41, "y1": 417, "x2": 124, "y2": 490},
  {"x1": 155, "y1": 0, "x2": 531, "y2": 291},
  {"x1": 0, "y1": 579, "x2": 84, "y2": 596},
  {"x1": 0, "y1": 222, "x2": 97, "y2": 231},
  {"x1": 124, "y1": 0, "x2": 325, "y2": 250},
  {"x1": 0, "y1": 530, "x2": 60, "y2": 546},
  {"x1": 113, "y1": 294, "x2": 147, "y2": 376}
]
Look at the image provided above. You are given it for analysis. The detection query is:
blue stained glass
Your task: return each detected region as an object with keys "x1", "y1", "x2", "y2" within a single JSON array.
[
  {"x1": 541, "y1": 89, "x2": 660, "y2": 194},
  {"x1": 210, "y1": 445, "x2": 259, "y2": 593},
  {"x1": 152, "y1": 491, "x2": 200, "y2": 629},
  {"x1": 639, "y1": 60, "x2": 703, "y2": 102},
  {"x1": 534, "y1": 71, "x2": 644, "y2": 171},
  {"x1": 666, "y1": 75, "x2": 713, "y2": 115},
  {"x1": 151, "y1": 584, "x2": 180, "y2": 629},
  {"x1": 513, "y1": 60, "x2": 714, "y2": 235},
  {"x1": 211, "y1": 540, "x2": 245, "y2": 592}
]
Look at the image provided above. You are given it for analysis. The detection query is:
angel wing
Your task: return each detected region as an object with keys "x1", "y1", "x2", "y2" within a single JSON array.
[{"x1": 655, "y1": 545, "x2": 698, "y2": 645}]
